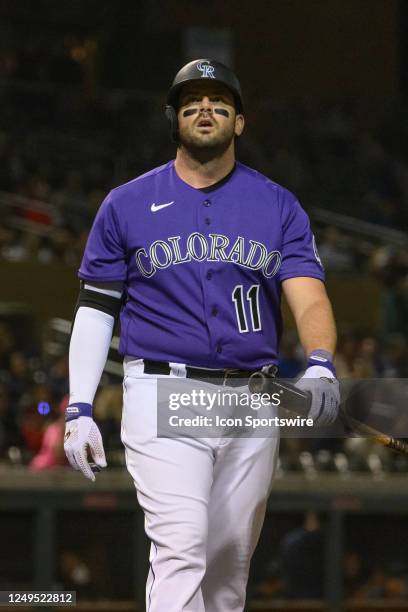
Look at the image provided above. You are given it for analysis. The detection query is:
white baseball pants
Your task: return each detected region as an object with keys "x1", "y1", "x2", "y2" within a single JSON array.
[{"x1": 121, "y1": 358, "x2": 280, "y2": 612}]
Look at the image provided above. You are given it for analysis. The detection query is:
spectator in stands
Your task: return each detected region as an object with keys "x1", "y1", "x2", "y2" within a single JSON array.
[
  {"x1": 380, "y1": 333, "x2": 408, "y2": 377},
  {"x1": 29, "y1": 395, "x2": 67, "y2": 470},
  {"x1": 18, "y1": 382, "x2": 54, "y2": 459},
  {"x1": 318, "y1": 226, "x2": 354, "y2": 272},
  {"x1": 251, "y1": 512, "x2": 324, "y2": 601},
  {"x1": 56, "y1": 170, "x2": 89, "y2": 233},
  {"x1": 5, "y1": 351, "x2": 33, "y2": 405},
  {"x1": 93, "y1": 384, "x2": 123, "y2": 453},
  {"x1": 334, "y1": 333, "x2": 360, "y2": 377},
  {"x1": 343, "y1": 550, "x2": 372, "y2": 600},
  {"x1": 0, "y1": 133, "x2": 17, "y2": 191},
  {"x1": 59, "y1": 550, "x2": 93, "y2": 598},
  {"x1": 0, "y1": 383, "x2": 8, "y2": 457},
  {"x1": 0, "y1": 228, "x2": 29, "y2": 262},
  {"x1": 277, "y1": 332, "x2": 304, "y2": 378},
  {"x1": 0, "y1": 223, "x2": 16, "y2": 257},
  {"x1": 371, "y1": 245, "x2": 408, "y2": 338},
  {"x1": 23, "y1": 173, "x2": 52, "y2": 207},
  {"x1": 48, "y1": 355, "x2": 69, "y2": 399},
  {"x1": 251, "y1": 559, "x2": 284, "y2": 601},
  {"x1": 0, "y1": 382, "x2": 22, "y2": 460},
  {"x1": 350, "y1": 559, "x2": 408, "y2": 601},
  {"x1": 279, "y1": 512, "x2": 324, "y2": 599},
  {"x1": 0, "y1": 323, "x2": 16, "y2": 369},
  {"x1": 356, "y1": 335, "x2": 381, "y2": 376}
]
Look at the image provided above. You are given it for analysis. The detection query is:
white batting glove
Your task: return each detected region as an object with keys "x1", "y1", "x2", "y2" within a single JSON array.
[
  {"x1": 64, "y1": 416, "x2": 107, "y2": 481},
  {"x1": 295, "y1": 364, "x2": 340, "y2": 426}
]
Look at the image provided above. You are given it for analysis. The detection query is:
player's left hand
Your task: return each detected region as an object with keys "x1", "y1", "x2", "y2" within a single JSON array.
[{"x1": 295, "y1": 365, "x2": 340, "y2": 426}]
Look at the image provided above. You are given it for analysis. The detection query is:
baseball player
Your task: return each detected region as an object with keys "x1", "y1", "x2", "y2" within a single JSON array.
[{"x1": 64, "y1": 59, "x2": 339, "y2": 611}]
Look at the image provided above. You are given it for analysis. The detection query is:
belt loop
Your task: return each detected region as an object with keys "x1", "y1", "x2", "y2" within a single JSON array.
[{"x1": 169, "y1": 363, "x2": 187, "y2": 378}]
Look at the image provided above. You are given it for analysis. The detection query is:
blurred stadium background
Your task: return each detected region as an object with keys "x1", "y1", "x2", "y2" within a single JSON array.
[{"x1": 1, "y1": 1, "x2": 408, "y2": 610}]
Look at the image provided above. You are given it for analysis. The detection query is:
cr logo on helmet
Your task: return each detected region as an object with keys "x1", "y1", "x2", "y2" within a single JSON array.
[{"x1": 197, "y1": 61, "x2": 215, "y2": 78}]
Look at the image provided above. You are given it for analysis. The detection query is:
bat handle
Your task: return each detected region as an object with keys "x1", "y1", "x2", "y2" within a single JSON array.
[{"x1": 248, "y1": 373, "x2": 312, "y2": 417}]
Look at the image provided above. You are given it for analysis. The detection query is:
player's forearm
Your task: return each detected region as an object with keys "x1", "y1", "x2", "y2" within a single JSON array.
[
  {"x1": 69, "y1": 306, "x2": 114, "y2": 405},
  {"x1": 294, "y1": 297, "x2": 337, "y2": 357}
]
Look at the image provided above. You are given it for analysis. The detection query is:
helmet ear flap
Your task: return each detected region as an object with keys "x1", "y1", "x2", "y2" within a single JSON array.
[{"x1": 165, "y1": 105, "x2": 178, "y2": 142}]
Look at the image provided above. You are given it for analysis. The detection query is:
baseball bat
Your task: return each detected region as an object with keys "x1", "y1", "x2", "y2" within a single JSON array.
[
  {"x1": 89, "y1": 462, "x2": 102, "y2": 473},
  {"x1": 248, "y1": 372, "x2": 408, "y2": 456}
]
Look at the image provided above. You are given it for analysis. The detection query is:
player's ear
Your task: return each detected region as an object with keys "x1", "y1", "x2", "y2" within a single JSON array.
[{"x1": 234, "y1": 113, "x2": 245, "y2": 137}]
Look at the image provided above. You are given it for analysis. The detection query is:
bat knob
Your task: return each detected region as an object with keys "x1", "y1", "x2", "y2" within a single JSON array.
[
  {"x1": 89, "y1": 462, "x2": 102, "y2": 473},
  {"x1": 248, "y1": 372, "x2": 267, "y2": 394}
]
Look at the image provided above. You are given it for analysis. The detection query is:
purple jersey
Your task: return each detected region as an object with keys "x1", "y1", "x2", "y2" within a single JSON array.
[{"x1": 79, "y1": 161, "x2": 324, "y2": 368}]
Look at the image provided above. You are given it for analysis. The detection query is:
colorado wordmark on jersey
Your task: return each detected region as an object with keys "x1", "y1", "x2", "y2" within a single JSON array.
[
  {"x1": 135, "y1": 233, "x2": 282, "y2": 278},
  {"x1": 79, "y1": 161, "x2": 324, "y2": 369}
]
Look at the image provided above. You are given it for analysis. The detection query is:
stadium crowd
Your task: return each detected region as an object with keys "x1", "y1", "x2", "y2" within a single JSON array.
[{"x1": 1, "y1": 71, "x2": 408, "y2": 266}]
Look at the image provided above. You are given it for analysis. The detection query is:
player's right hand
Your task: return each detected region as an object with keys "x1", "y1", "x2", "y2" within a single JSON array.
[{"x1": 64, "y1": 416, "x2": 107, "y2": 481}]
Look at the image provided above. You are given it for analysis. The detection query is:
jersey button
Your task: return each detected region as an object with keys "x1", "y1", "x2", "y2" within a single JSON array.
[
  {"x1": 203, "y1": 199, "x2": 211, "y2": 207},
  {"x1": 212, "y1": 307, "x2": 218, "y2": 316},
  {"x1": 205, "y1": 217, "x2": 211, "y2": 225},
  {"x1": 206, "y1": 271, "x2": 212, "y2": 280},
  {"x1": 216, "y1": 345, "x2": 222, "y2": 354}
]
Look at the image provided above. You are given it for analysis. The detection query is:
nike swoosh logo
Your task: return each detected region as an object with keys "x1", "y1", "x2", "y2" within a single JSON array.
[{"x1": 151, "y1": 201, "x2": 175, "y2": 212}]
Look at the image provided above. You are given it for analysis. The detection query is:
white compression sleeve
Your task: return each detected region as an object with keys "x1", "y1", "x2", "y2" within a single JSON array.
[{"x1": 68, "y1": 306, "x2": 115, "y2": 406}]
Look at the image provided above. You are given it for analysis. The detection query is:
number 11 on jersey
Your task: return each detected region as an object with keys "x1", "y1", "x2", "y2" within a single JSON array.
[{"x1": 232, "y1": 285, "x2": 262, "y2": 333}]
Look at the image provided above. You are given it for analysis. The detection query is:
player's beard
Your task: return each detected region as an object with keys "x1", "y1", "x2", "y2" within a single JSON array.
[{"x1": 177, "y1": 123, "x2": 236, "y2": 162}]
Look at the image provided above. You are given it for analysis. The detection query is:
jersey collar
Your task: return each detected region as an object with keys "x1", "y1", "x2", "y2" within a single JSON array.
[
  {"x1": 200, "y1": 163, "x2": 237, "y2": 193},
  {"x1": 172, "y1": 160, "x2": 237, "y2": 194}
]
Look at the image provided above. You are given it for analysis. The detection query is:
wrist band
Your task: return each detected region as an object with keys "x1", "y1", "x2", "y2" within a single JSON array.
[
  {"x1": 66, "y1": 402, "x2": 93, "y2": 422},
  {"x1": 307, "y1": 349, "x2": 336, "y2": 376}
]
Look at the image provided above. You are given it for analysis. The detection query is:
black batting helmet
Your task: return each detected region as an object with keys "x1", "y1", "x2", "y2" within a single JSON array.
[{"x1": 165, "y1": 59, "x2": 243, "y2": 141}]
